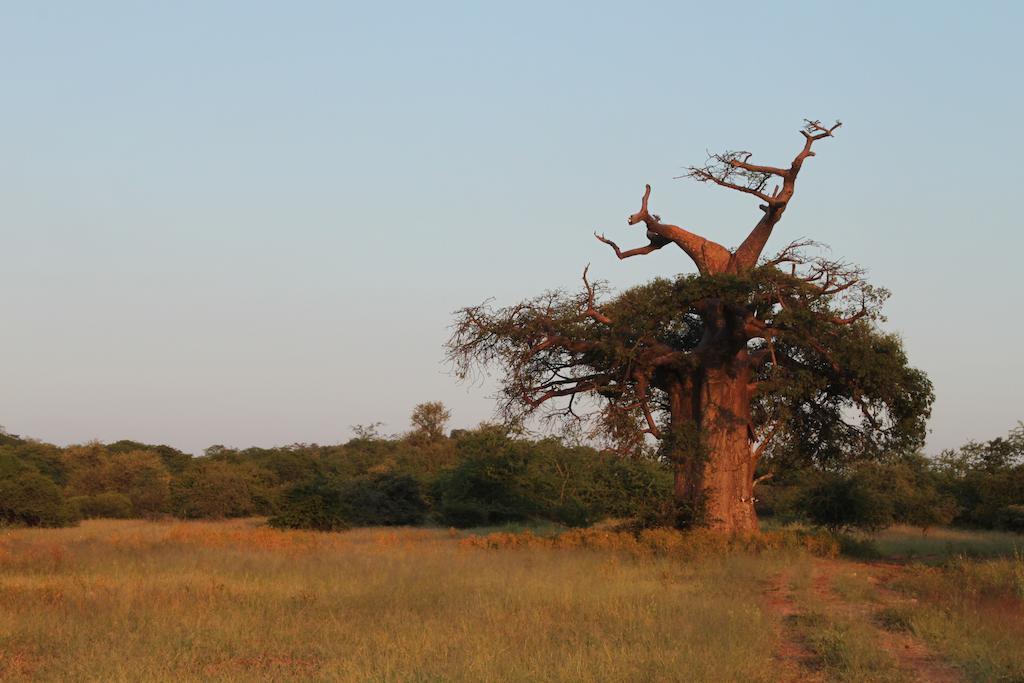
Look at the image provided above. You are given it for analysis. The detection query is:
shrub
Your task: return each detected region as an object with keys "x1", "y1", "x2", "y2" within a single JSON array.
[
  {"x1": 73, "y1": 492, "x2": 134, "y2": 519},
  {"x1": 340, "y1": 473, "x2": 428, "y2": 526},
  {"x1": 998, "y1": 504, "x2": 1024, "y2": 533},
  {"x1": 1, "y1": 441, "x2": 66, "y2": 484},
  {"x1": 171, "y1": 460, "x2": 269, "y2": 519},
  {"x1": 268, "y1": 478, "x2": 350, "y2": 531},
  {"x1": 794, "y1": 469, "x2": 894, "y2": 533},
  {"x1": 0, "y1": 471, "x2": 78, "y2": 527},
  {"x1": 431, "y1": 429, "x2": 672, "y2": 528},
  {"x1": 269, "y1": 473, "x2": 428, "y2": 530},
  {"x1": 568, "y1": 452, "x2": 673, "y2": 523},
  {"x1": 110, "y1": 450, "x2": 171, "y2": 517},
  {"x1": 431, "y1": 450, "x2": 541, "y2": 527}
]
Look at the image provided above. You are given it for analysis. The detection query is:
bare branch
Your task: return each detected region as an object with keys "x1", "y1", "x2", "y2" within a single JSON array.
[
  {"x1": 635, "y1": 373, "x2": 663, "y2": 439},
  {"x1": 616, "y1": 184, "x2": 732, "y2": 274},
  {"x1": 683, "y1": 167, "x2": 774, "y2": 203},
  {"x1": 830, "y1": 305, "x2": 868, "y2": 326},
  {"x1": 728, "y1": 152, "x2": 790, "y2": 178},
  {"x1": 801, "y1": 119, "x2": 843, "y2": 140},
  {"x1": 723, "y1": 120, "x2": 841, "y2": 271},
  {"x1": 581, "y1": 265, "x2": 613, "y2": 325},
  {"x1": 752, "y1": 421, "x2": 783, "y2": 462},
  {"x1": 594, "y1": 232, "x2": 665, "y2": 260}
]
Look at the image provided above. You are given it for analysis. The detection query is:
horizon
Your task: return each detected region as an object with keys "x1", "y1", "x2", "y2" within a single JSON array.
[{"x1": 3, "y1": 2, "x2": 1022, "y2": 456}]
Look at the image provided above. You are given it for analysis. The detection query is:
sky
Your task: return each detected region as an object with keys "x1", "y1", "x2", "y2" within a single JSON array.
[{"x1": 2, "y1": 1, "x2": 1022, "y2": 455}]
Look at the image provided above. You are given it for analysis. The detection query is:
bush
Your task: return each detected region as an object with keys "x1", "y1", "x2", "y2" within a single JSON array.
[
  {"x1": 269, "y1": 473, "x2": 428, "y2": 530},
  {"x1": 0, "y1": 471, "x2": 78, "y2": 527},
  {"x1": 73, "y1": 492, "x2": 134, "y2": 519},
  {"x1": 268, "y1": 478, "x2": 350, "y2": 531},
  {"x1": 171, "y1": 460, "x2": 271, "y2": 519},
  {"x1": 867, "y1": 457, "x2": 958, "y2": 533},
  {"x1": 569, "y1": 453, "x2": 673, "y2": 523},
  {"x1": 341, "y1": 473, "x2": 428, "y2": 526},
  {"x1": 998, "y1": 504, "x2": 1024, "y2": 533},
  {"x1": 794, "y1": 469, "x2": 894, "y2": 533},
  {"x1": 431, "y1": 430, "x2": 674, "y2": 528},
  {"x1": 431, "y1": 450, "x2": 541, "y2": 527},
  {"x1": 111, "y1": 450, "x2": 171, "y2": 517},
  {"x1": 936, "y1": 424, "x2": 1024, "y2": 528}
]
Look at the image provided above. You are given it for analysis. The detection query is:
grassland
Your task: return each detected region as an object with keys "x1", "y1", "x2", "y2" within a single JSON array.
[{"x1": 0, "y1": 519, "x2": 1021, "y2": 682}]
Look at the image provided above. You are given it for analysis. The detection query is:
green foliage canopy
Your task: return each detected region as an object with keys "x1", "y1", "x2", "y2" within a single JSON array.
[{"x1": 449, "y1": 246, "x2": 933, "y2": 471}]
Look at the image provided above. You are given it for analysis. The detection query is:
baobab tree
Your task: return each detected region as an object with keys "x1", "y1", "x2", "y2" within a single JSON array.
[{"x1": 448, "y1": 121, "x2": 932, "y2": 533}]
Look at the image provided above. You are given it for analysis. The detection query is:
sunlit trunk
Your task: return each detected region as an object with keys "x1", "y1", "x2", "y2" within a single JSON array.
[
  {"x1": 668, "y1": 360, "x2": 758, "y2": 534},
  {"x1": 698, "y1": 367, "x2": 757, "y2": 533}
]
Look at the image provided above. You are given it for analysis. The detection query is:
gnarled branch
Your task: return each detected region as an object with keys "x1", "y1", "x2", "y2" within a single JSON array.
[
  {"x1": 581, "y1": 265, "x2": 613, "y2": 325},
  {"x1": 616, "y1": 184, "x2": 732, "y2": 274},
  {"x1": 594, "y1": 231, "x2": 666, "y2": 260},
  {"x1": 676, "y1": 120, "x2": 842, "y2": 272}
]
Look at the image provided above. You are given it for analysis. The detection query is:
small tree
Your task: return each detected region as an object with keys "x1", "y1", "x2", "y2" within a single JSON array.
[
  {"x1": 171, "y1": 460, "x2": 264, "y2": 519},
  {"x1": 0, "y1": 470, "x2": 78, "y2": 527},
  {"x1": 269, "y1": 477, "x2": 350, "y2": 531},
  {"x1": 108, "y1": 450, "x2": 172, "y2": 517},
  {"x1": 410, "y1": 402, "x2": 452, "y2": 441},
  {"x1": 73, "y1": 492, "x2": 134, "y2": 519},
  {"x1": 794, "y1": 468, "x2": 895, "y2": 533}
]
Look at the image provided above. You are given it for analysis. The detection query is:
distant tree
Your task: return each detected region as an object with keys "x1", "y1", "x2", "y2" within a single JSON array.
[
  {"x1": 878, "y1": 456, "x2": 958, "y2": 534},
  {"x1": 0, "y1": 450, "x2": 30, "y2": 479},
  {"x1": 351, "y1": 422, "x2": 385, "y2": 440},
  {"x1": 62, "y1": 445, "x2": 171, "y2": 517},
  {"x1": 268, "y1": 477, "x2": 350, "y2": 531},
  {"x1": 338, "y1": 473, "x2": 428, "y2": 526},
  {"x1": 108, "y1": 450, "x2": 172, "y2": 517},
  {"x1": 430, "y1": 427, "x2": 671, "y2": 527},
  {"x1": 170, "y1": 460, "x2": 266, "y2": 519},
  {"x1": 450, "y1": 121, "x2": 932, "y2": 532},
  {"x1": 73, "y1": 492, "x2": 134, "y2": 519},
  {"x1": 430, "y1": 438, "x2": 542, "y2": 527},
  {"x1": 999, "y1": 505, "x2": 1024, "y2": 533},
  {"x1": 0, "y1": 425, "x2": 25, "y2": 447},
  {"x1": 5, "y1": 440, "x2": 67, "y2": 485},
  {"x1": 63, "y1": 442, "x2": 113, "y2": 497},
  {"x1": 0, "y1": 470, "x2": 78, "y2": 527},
  {"x1": 936, "y1": 423, "x2": 1024, "y2": 528},
  {"x1": 937, "y1": 423, "x2": 1023, "y2": 475},
  {"x1": 410, "y1": 402, "x2": 452, "y2": 441},
  {"x1": 792, "y1": 468, "x2": 895, "y2": 533},
  {"x1": 106, "y1": 440, "x2": 192, "y2": 475}
]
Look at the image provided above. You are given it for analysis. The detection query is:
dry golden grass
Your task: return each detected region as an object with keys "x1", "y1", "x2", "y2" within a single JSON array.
[
  {"x1": 888, "y1": 552, "x2": 1024, "y2": 681},
  {"x1": 0, "y1": 519, "x2": 802, "y2": 682}
]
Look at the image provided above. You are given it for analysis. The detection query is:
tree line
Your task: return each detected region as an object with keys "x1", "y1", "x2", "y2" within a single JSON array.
[
  {"x1": 1, "y1": 405, "x2": 1021, "y2": 534},
  {"x1": 0, "y1": 403, "x2": 667, "y2": 530}
]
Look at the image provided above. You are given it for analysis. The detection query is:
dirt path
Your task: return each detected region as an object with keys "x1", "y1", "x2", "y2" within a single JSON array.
[
  {"x1": 761, "y1": 566, "x2": 825, "y2": 682},
  {"x1": 801, "y1": 559, "x2": 963, "y2": 682}
]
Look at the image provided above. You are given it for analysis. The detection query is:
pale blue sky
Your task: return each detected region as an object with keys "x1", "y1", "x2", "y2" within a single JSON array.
[{"x1": 2, "y1": 1, "x2": 1021, "y2": 454}]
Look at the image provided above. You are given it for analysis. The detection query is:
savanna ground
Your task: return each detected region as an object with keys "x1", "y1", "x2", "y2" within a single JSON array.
[{"x1": 1, "y1": 520, "x2": 1021, "y2": 682}]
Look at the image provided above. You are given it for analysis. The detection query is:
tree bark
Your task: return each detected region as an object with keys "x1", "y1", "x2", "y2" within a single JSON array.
[
  {"x1": 668, "y1": 363, "x2": 758, "y2": 534},
  {"x1": 697, "y1": 367, "x2": 757, "y2": 533}
]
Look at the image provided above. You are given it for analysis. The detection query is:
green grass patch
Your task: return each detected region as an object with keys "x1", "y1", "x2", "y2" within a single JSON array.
[
  {"x1": 832, "y1": 570, "x2": 879, "y2": 604},
  {"x1": 790, "y1": 611, "x2": 905, "y2": 682},
  {"x1": 875, "y1": 605, "x2": 915, "y2": 634},
  {"x1": 886, "y1": 553, "x2": 1024, "y2": 682},
  {"x1": 873, "y1": 525, "x2": 1023, "y2": 562}
]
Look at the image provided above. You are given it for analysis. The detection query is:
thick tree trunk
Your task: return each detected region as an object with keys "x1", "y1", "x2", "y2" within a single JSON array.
[
  {"x1": 669, "y1": 366, "x2": 758, "y2": 534},
  {"x1": 698, "y1": 367, "x2": 757, "y2": 533}
]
